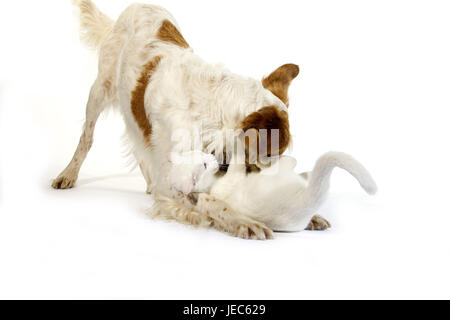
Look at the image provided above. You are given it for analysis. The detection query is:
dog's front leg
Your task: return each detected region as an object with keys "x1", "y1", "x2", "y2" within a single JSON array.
[{"x1": 195, "y1": 193, "x2": 274, "y2": 240}]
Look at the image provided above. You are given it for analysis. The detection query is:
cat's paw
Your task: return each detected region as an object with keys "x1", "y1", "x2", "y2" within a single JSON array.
[
  {"x1": 305, "y1": 215, "x2": 331, "y2": 231},
  {"x1": 169, "y1": 151, "x2": 219, "y2": 194},
  {"x1": 233, "y1": 221, "x2": 274, "y2": 240}
]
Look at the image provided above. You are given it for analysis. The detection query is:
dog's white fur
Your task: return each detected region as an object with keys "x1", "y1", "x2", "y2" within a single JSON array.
[
  {"x1": 53, "y1": 1, "x2": 376, "y2": 239},
  {"x1": 58, "y1": 1, "x2": 284, "y2": 191}
]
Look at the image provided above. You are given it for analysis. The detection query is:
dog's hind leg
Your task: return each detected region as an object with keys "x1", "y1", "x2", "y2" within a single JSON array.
[
  {"x1": 139, "y1": 161, "x2": 152, "y2": 194},
  {"x1": 52, "y1": 79, "x2": 110, "y2": 189}
]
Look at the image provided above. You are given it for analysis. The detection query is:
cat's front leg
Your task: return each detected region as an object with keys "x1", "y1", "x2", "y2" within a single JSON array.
[{"x1": 168, "y1": 151, "x2": 219, "y2": 195}]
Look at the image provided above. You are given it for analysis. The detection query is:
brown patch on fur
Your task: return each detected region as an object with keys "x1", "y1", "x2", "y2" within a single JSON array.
[
  {"x1": 241, "y1": 106, "x2": 291, "y2": 159},
  {"x1": 130, "y1": 56, "x2": 161, "y2": 145},
  {"x1": 157, "y1": 20, "x2": 189, "y2": 48},
  {"x1": 262, "y1": 64, "x2": 299, "y2": 106}
]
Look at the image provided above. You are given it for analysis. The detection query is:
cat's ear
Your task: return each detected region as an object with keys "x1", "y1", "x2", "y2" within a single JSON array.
[{"x1": 262, "y1": 64, "x2": 300, "y2": 107}]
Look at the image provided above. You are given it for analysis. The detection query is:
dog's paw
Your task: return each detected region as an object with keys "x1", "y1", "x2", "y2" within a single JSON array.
[
  {"x1": 52, "y1": 175, "x2": 77, "y2": 189},
  {"x1": 233, "y1": 221, "x2": 274, "y2": 240},
  {"x1": 306, "y1": 215, "x2": 331, "y2": 231}
]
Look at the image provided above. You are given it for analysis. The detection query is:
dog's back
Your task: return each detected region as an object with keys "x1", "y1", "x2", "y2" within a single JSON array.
[{"x1": 74, "y1": 1, "x2": 189, "y2": 107}]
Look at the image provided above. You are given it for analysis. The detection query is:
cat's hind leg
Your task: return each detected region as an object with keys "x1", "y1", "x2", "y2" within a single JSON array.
[
  {"x1": 306, "y1": 215, "x2": 332, "y2": 231},
  {"x1": 299, "y1": 173, "x2": 332, "y2": 231}
]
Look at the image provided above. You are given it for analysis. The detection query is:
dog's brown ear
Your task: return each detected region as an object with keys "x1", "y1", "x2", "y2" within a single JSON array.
[
  {"x1": 241, "y1": 106, "x2": 291, "y2": 159},
  {"x1": 262, "y1": 64, "x2": 300, "y2": 107}
]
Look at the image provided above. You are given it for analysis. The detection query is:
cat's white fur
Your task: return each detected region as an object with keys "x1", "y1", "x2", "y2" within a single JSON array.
[
  {"x1": 209, "y1": 152, "x2": 377, "y2": 232},
  {"x1": 169, "y1": 151, "x2": 219, "y2": 195}
]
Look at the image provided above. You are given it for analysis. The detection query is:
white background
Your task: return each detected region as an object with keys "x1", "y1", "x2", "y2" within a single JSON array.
[{"x1": 1, "y1": 0, "x2": 449, "y2": 299}]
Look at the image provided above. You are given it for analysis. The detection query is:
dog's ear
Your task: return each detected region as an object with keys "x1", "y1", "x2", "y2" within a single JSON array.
[
  {"x1": 262, "y1": 64, "x2": 300, "y2": 107},
  {"x1": 241, "y1": 106, "x2": 291, "y2": 159}
]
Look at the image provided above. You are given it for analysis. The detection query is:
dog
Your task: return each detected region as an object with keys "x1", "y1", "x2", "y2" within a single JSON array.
[{"x1": 53, "y1": 1, "x2": 334, "y2": 240}]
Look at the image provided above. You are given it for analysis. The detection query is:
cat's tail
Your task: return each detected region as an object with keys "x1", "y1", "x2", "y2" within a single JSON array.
[
  {"x1": 299, "y1": 152, "x2": 377, "y2": 212},
  {"x1": 72, "y1": 0, "x2": 114, "y2": 49}
]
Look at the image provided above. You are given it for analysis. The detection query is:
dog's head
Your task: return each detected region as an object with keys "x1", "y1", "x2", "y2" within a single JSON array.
[{"x1": 241, "y1": 64, "x2": 299, "y2": 168}]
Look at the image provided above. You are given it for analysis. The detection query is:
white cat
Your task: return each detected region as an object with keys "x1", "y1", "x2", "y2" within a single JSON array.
[
  {"x1": 157, "y1": 150, "x2": 377, "y2": 239},
  {"x1": 208, "y1": 151, "x2": 377, "y2": 232}
]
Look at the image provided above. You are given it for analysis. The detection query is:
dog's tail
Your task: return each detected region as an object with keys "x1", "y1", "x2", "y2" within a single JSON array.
[
  {"x1": 299, "y1": 152, "x2": 377, "y2": 212},
  {"x1": 72, "y1": 0, "x2": 114, "y2": 49}
]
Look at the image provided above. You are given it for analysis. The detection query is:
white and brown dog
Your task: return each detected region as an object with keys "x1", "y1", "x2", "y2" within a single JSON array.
[{"x1": 53, "y1": 1, "x2": 377, "y2": 239}]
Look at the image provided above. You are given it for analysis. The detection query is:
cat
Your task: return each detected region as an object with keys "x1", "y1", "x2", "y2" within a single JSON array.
[
  {"x1": 207, "y1": 151, "x2": 377, "y2": 233},
  {"x1": 151, "y1": 149, "x2": 377, "y2": 239}
]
